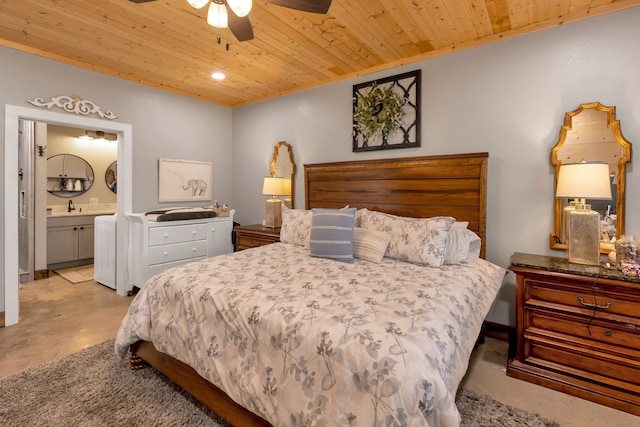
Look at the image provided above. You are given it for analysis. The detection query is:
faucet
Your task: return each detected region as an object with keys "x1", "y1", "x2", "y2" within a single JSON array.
[{"x1": 68, "y1": 199, "x2": 75, "y2": 213}]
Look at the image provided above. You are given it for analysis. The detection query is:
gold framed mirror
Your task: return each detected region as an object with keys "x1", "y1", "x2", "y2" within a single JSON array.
[
  {"x1": 550, "y1": 102, "x2": 632, "y2": 252},
  {"x1": 270, "y1": 141, "x2": 296, "y2": 208}
]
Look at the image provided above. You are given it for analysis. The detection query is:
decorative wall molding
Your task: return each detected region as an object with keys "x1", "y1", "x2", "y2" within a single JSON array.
[{"x1": 27, "y1": 95, "x2": 118, "y2": 120}]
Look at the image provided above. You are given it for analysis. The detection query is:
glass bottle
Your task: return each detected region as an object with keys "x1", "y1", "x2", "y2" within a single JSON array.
[{"x1": 615, "y1": 235, "x2": 638, "y2": 271}]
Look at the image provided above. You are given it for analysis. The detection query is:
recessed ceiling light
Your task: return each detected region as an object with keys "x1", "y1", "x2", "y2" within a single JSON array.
[{"x1": 211, "y1": 72, "x2": 225, "y2": 81}]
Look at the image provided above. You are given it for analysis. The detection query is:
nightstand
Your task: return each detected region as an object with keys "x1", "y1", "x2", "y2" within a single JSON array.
[
  {"x1": 234, "y1": 224, "x2": 280, "y2": 251},
  {"x1": 507, "y1": 252, "x2": 640, "y2": 416}
]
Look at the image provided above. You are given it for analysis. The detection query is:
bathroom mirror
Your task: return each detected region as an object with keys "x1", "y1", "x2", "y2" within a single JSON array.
[
  {"x1": 46, "y1": 154, "x2": 95, "y2": 198},
  {"x1": 550, "y1": 102, "x2": 632, "y2": 252},
  {"x1": 270, "y1": 141, "x2": 296, "y2": 208},
  {"x1": 105, "y1": 161, "x2": 117, "y2": 194}
]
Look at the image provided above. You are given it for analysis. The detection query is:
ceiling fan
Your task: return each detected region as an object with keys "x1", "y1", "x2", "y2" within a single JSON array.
[{"x1": 129, "y1": 0, "x2": 332, "y2": 42}]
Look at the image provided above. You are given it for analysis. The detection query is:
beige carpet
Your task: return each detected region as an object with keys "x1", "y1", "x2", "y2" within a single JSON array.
[
  {"x1": 53, "y1": 266, "x2": 94, "y2": 284},
  {"x1": 0, "y1": 339, "x2": 560, "y2": 426}
]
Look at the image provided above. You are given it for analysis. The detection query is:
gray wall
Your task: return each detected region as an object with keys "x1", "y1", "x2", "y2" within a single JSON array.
[
  {"x1": 0, "y1": 47, "x2": 232, "y2": 311},
  {"x1": 231, "y1": 7, "x2": 640, "y2": 325},
  {"x1": 2, "y1": 7, "x2": 640, "y2": 325}
]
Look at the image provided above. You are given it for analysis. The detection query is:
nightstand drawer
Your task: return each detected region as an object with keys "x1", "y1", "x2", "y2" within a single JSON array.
[
  {"x1": 234, "y1": 225, "x2": 280, "y2": 251},
  {"x1": 149, "y1": 240, "x2": 208, "y2": 264},
  {"x1": 524, "y1": 277, "x2": 640, "y2": 322},
  {"x1": 526, "y1": 309, "x2": 640, "y2": 352},
  {"x1": 237, "y1": 235, "x2": 276, "y2": 249}
]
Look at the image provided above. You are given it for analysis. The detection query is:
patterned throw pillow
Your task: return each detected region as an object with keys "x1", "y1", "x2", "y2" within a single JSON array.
[
  {"x1": 444, "y1": 228, "x2": 481, "y2": 265},
  {"x1": 359, "y1": 209, "x2": 455, "y2": 267},
  {"x1": 353, "y1": 227, "x2": 391, "y2": 263},
  {"x1": 309, "y1": 208, "x2": 356, "y2": 262},
  {"x1": 280, "y1": 205, "x2": 312, "y2": 246}
]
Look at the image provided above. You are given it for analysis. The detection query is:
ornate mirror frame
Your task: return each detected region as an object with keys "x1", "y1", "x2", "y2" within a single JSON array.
[
  {"x1": 270, "y1": 141, "x2": 296, "y2": 208},
  {"x1": 550, "y1": 102, "x2": 632, "y2": 252}
]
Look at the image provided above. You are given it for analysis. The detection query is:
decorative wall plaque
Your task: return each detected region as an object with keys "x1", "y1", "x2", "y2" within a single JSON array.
[
  {"x1": 352, "y1": 70, "x2": 421, "y2": 152},
  {"x1": 27, "y1": 95, "x2": 117, "y2": 120}
]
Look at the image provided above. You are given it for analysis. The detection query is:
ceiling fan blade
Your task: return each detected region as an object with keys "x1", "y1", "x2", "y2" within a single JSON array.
[
  {"x1": 264, "y1": 0, "x2": 332, "y2": 14},
  {"x1": 228, "y1": 12, "x2": 254, "y2": 42}
]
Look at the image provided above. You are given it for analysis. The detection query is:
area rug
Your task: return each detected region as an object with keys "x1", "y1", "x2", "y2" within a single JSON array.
[
  {"x1": 0, "y1": 340, "x2": 560, "y2": 426},
  {"x1": 53, "y1": 265, "x2": 94, "y2": 284}
]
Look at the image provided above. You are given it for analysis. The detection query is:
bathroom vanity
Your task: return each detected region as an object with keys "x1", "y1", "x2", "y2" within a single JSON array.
[{"x1": 46, "y1": 214, "x2": 98, "y2": 268}]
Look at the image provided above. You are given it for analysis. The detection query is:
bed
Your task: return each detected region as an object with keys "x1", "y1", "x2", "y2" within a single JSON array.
[{"x1": 115, "y1": 152, "x2": 506, "y2": 427}]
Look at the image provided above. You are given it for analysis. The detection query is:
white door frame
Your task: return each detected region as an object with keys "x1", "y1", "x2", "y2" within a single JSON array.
[{"x1": 4, "y1": 104, "x2": 133, "y2": 326}]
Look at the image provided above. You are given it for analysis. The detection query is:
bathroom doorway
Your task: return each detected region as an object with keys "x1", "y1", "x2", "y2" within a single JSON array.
[
  {"x1": 18, "y1": 122, "x2": 118, "y2": 282},
  {"x1": 5, "y1": 105, "x2": 133, "y2": 326}
]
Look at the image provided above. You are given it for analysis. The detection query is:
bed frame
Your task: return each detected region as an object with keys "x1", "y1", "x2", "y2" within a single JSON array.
[{"x1": 129, "y1": 152, "x2": 489, "y2": 426}]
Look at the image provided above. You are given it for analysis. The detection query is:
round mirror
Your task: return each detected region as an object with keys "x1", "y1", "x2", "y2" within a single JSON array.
[
  {"x1": 46, "y1": 154, "x2": 94, "y2": 197},
  {"x1": 105, "y1": 161, "x2": 117, "y2": 194}
]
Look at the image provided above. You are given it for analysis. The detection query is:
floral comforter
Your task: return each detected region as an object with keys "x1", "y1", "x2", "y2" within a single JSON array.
[{"x1": 115, "y1": 243, "x2": 505, "y2": 427}]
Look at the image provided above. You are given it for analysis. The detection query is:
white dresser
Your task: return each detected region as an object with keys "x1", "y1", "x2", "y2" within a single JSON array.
[{"x1": 127, "y1": 211, "x2": 234, "y2": 289}]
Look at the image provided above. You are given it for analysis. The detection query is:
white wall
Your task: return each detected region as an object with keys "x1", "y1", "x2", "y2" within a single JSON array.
[{"x1": 231, "y1": 7, "x2": 640, "y2": 326}]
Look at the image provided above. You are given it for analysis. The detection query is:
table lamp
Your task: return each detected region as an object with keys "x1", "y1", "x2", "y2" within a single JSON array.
[
  {"x1": 282, "y1": 177, "x2": 292, "y2": 209},
  {"x1": 262, "y1": 177, "x2": 287, "y2": 228},
  {"x1": 555, "y1": 162, "x2": 612, "y2": 265}
]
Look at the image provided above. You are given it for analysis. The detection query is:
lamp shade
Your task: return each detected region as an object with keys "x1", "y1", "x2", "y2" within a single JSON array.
[
  {"x1": 282, "y1": 177, "x2": 292, "y2": 196},
  {"x1": 187, "y1": 0, "x2": 209, "y2": 9},
  {"x1": 227, "y1": 0, "x2": 252, "y2": 17},
  {"x1": 262, "y1": 177, "x2": 287, "y2": 196},
  {"x1": 207, "y1": 1, "x2": 228, "y2": 28},
  {"x1": 556, "y1": 163, "x2": 612, "y2": 200}
]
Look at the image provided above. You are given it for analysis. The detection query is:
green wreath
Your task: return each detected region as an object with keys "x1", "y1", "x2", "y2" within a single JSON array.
[{"x1": 354, "y1": 85, "x2": 405, "y2": 141}]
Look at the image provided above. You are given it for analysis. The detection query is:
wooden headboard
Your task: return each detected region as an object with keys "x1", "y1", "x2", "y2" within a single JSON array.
[{"x1": 304, "y1": 152, "x2": 488, "y2": 258}]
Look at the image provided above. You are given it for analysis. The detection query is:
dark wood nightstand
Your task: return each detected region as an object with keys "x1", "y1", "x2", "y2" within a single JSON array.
[
  {"x1": 234, "y1": 224, "x2": 281, "y2": 251},
  {"x1": 507, "y1": 252, "x2": 640, "y2": 416}
]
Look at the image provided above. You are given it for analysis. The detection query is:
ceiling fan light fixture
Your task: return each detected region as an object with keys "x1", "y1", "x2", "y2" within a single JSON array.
[
  {"x1": 187, "y1": 0, "x2": 209, "y2": 9},
  {"x1": 227, "y1": 0, "x2": 252, "y2": 17},
  {"x1": 207, "y1": 1, "x2": 228, "y2": 28}
]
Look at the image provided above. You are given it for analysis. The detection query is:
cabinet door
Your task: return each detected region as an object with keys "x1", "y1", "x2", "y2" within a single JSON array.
[
  {"x1": 63, "y1": 155, "x2": 87, "y2": 178},
  {"x1": 207, "y1": 220, "x2": 233, "y2": 255},
  {"x1": 47, "y1": 226, "x2": 78, "y2": 264},
  {"x1": 78, "y1": 225, "x2": 95, "y2": 259},
  {"x1": 47, "y1": 155, "x2": 65, "y2": 178}
]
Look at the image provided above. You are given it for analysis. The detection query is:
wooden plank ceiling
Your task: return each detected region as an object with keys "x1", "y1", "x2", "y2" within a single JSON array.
[{"x1": 0, "y1": 0, "x2": 638, "y2": 108}]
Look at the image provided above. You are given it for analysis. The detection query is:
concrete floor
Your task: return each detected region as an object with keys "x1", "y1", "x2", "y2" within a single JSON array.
[{"x1": 1, "y1": 272, "x2": 638, "y2": 426}]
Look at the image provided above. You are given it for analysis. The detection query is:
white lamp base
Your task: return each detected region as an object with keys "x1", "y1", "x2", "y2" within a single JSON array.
[{"x1": 264, "y1": 198, "x2": 282, "y2": 228}]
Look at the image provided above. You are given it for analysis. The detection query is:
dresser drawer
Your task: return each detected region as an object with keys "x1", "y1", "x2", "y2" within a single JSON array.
[
  {"x1": 526, "y1": 309, "x2": 640, "y2": 353},
  {"x1": 149, "y1": 223, "x2": 208, "y2": 246},
  {"x1": 525, "y1": 336, "x2": 640, "y2": 389},
  {"x1": 148, "y1": 240, "x2": 208, "y2": 264},
  {"x1": 524, "y1": 277, "x2": 640, "y2": 322}
]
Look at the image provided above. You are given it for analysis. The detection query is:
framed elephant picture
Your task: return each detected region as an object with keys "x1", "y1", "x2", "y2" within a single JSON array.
[{"x1": 158, "y1": 158, "x2": 212, "y2": 203}]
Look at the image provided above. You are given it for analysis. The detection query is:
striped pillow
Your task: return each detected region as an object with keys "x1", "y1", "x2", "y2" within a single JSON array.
[
  {"x1": 309, "y1": 208, "x2": 356, "y2": 262},
  {"x1": 353, "y1": 227, "x2": 391, "y2": 263}
]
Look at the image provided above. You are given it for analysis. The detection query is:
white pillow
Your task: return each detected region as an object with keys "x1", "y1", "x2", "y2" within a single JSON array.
[
  {"x1": 352, "y1": 227, "x2": 391, "y2": 263},
  {"x1": 279, "y1": 205, "x2": 312, "y2": 246},
  {"x1": 444, "y1": 228, "x2": 481, "y2": 265},
  {"x1": 359, "y1": 209, "x2": 454, "y2": 267}
]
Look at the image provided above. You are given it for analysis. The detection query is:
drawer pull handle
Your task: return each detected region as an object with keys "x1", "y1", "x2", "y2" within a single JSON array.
[
  {"x1": 577, "y1": 296, "x2": 613, "y2": 310},
  {"x1": 192, "y1": 231, "x2": 197, "y2": 235},
  {"x1": 604, "y1": 330, "x2": 612, "y2": 337}
]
